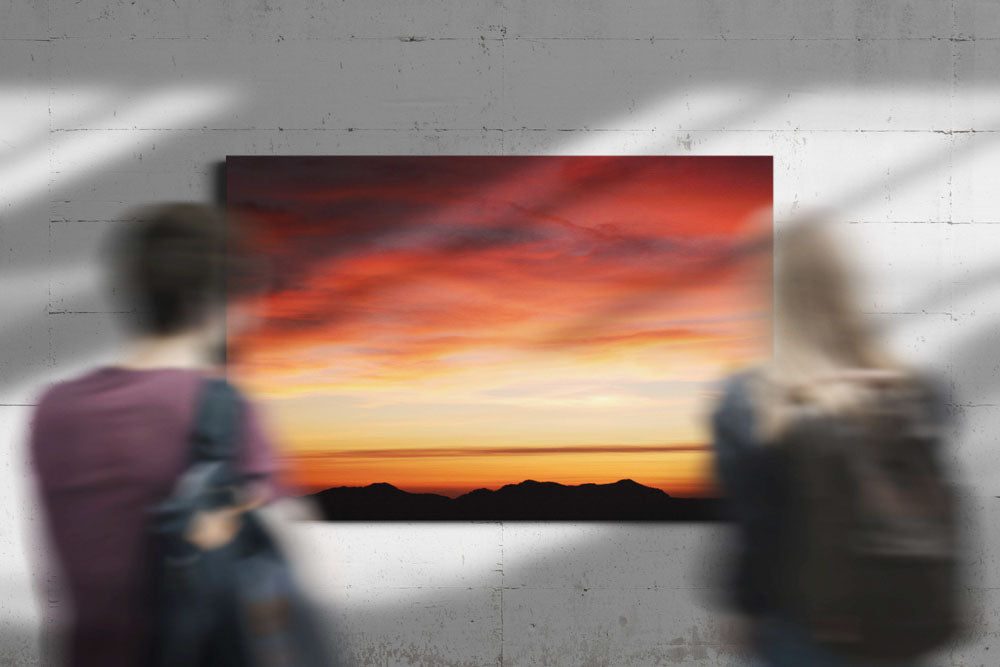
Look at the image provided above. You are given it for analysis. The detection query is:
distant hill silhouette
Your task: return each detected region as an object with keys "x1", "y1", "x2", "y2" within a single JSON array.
[{"x1": 309, "y1": 479, "x2": 726, "y2": 521}]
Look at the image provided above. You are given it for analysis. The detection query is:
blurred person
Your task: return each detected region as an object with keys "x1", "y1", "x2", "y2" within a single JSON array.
[
  {"x1": 710, "y1": 221, "x2": 964, "y2": 666},
  {"x1": 28, "y1": 204, "x2": 294, "y2": 666}
]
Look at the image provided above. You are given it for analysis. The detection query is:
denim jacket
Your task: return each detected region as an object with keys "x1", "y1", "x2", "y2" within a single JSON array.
[{"x1": 711, "y1": 371, "x2": 792, "y2": 618}]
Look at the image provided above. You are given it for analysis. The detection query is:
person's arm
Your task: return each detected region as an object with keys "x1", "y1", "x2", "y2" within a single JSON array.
[
  {"x1": 234, "y1": 396, "x2": 284, "y2": 503},
  {"x1": 711, "y1": 373, "x2": 785, "y2": 618}
]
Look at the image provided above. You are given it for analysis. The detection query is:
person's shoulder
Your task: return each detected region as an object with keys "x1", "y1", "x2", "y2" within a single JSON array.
[
  {"x1": 712, "y1": 366, "x2": 764, "y2": 427},
  {"x1": 33, "y1": 368, "x2": 107, "y2": 410},
  {"x1": 34, "y1": 381, "x2": 65, "y2": 409},
  {"x1": 35, "y1": 366, "x2": 204, "y2": 410},
  {"x1": 716, "y1": 366, "x2": 763, "y2": 405},
  {"x1": 850, "y1": 366, "x2": 950, "y2": 408},
  {"x1": 29, "y1": 368, "x2": 120, "y2": 441}
]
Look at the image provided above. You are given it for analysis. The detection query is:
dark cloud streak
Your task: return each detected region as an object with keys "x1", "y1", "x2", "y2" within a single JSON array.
[{"x1": 290, "y1": 443, "x2": 710, "y2": 460}]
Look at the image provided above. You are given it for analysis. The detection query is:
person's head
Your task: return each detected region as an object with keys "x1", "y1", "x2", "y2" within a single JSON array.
[
  {"x1": 754, "y1": 219, "x2": 900, "y2": 439},
  {"x1": 773, "y1": 220, "x2": 886, "y2": 371},
  {"x1": 108, "y1": 203, "x2": 252, "y2": 357}
]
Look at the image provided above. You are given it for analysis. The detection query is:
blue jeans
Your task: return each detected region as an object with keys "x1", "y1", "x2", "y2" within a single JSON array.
[{"x1": 751, "y1": 618, "x2": 921, "y2": 667}]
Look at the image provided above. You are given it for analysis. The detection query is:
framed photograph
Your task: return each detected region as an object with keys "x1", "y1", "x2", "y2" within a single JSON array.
[{"x1": 226, "y1": 156, "x2": 772, "y2": 520}]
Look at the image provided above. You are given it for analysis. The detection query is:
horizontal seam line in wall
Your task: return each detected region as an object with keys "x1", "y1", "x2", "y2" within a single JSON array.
[
  {"x1": 6, "y1": 36, "x2": 991, "y2": 42},
  {"x1": 840, "y1": 224, "x2": 997, "y2": 225},
  {"x1": 45, "y1": 128, "x2": 999, "y2": 133},
  {"x1": 498, "y1": 585, "x2": 715, "y2": 590},
  {"x1": 330, "y1": 585, "x2": 716, "y2": 590},
  {"x1": 511, "y1": 36, "x2": 984, "y2": 43},
  {"x1": 333, "y1": 586, "x2": 502, "y2": 589},
  {"x1": 861, "y1": 310, "x2": 955, "y2": 315}
]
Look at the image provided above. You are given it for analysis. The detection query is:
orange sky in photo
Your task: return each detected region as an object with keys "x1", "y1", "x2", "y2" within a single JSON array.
[{"x1": 227, "y1": 156, "x2": 772, "y2": 497}]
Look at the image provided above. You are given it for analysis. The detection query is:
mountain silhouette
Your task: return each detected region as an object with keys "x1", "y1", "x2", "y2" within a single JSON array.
[{"x1": 309, "y1": 479, "x2": 726, "y2": 521}]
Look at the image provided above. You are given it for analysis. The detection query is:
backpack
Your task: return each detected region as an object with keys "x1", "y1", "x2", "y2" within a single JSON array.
[
  {"x1": 778, "y1": 375, "x2": 962, "y2": 661},
  {"x1": 148, "y1": 378, "x2": 334, "y2": 667}
]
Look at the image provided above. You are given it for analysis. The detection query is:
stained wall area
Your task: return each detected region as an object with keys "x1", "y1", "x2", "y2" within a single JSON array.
[{"x1": 3, "y1": 2, "x2": 1000, "y2": 664}]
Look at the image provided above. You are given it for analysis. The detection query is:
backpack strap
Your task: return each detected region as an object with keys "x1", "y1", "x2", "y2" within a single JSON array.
[
  {"x1": 185, "y1": 377, "x2": 245, "y2": 508},
  {"x1": 149, "y1": 378, "x2": 245, "y2": 560},
  {"x1": 190, "y1": 378, "x2": 243, "y2": 462}
]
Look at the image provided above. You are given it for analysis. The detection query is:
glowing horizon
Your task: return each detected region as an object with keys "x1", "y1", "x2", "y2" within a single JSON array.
[{"x1": 227, "y1": 156, "x2": 772, "y2": 499}]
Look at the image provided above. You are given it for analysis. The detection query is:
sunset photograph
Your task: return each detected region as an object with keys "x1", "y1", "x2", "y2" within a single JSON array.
[{"x1": 226, "y1": 155, "x2": 772, "y2": 518}]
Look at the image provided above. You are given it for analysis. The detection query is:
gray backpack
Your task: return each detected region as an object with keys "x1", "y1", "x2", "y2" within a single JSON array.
[{"x1": 779, "y1": 377, "x2": 962, "y2": 661}]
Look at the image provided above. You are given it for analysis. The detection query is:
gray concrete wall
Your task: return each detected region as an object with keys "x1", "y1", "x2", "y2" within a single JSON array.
[{"x1": 2, "y1": 1, "x2": 999, "y2": 664}]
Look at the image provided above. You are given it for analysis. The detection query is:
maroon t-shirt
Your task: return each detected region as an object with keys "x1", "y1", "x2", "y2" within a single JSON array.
[{"x1": 30, "y1": 366, "x2": 279, "y2": 667}]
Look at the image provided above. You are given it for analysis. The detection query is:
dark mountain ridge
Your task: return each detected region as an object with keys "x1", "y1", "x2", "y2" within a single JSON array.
[{"x1": 309, "y1": 479, "x2": 725, "y2": 521}]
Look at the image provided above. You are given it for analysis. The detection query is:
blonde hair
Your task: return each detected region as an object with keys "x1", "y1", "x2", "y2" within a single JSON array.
[{"x1": 752, "y1": 220, "x2": 905, "y2": 442}]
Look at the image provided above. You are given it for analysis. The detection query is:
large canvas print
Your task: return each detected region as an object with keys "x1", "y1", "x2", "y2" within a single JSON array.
[{"x1": 226, "y1": 156, "x2": 772, "y2": 520}]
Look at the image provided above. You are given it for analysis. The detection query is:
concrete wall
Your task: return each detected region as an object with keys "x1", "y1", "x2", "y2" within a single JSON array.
[{"x1": 3, "y1": 1, "x2": 999, "y2": 664}]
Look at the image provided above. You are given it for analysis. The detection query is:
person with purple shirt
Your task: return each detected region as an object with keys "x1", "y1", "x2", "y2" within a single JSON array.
[{"x1": 30, "y1": 203, "x2": 280, "y2": 666}]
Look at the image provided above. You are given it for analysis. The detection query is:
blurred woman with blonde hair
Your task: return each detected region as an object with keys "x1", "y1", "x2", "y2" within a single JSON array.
[{"x1": 711, "y1": 220, "x2": 961, "y2": 666}]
